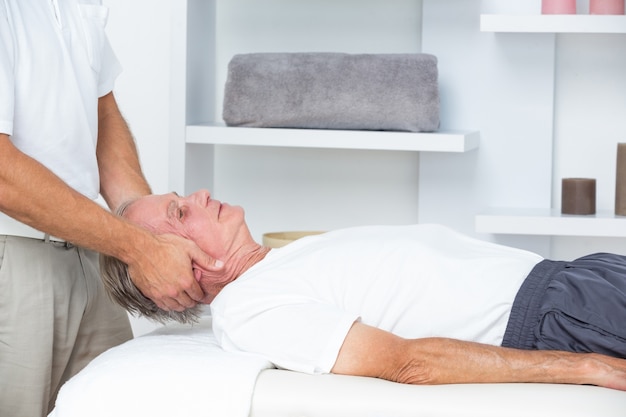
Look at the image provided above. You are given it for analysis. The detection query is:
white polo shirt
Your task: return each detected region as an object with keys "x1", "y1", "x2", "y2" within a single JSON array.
[{"x1": 0, "y1": 0, "x2": 121, "y2": 237}]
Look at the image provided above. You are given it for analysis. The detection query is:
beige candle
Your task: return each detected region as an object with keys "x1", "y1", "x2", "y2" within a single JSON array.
[
  {"x1": 615, "y1": 143, "x2": 626, "y2": 215},
  {"x1": 562, "y1": 178, "x2": 596, "y2": 215}
]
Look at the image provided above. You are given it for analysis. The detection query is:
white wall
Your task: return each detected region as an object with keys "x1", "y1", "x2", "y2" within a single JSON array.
[
  {"x1": 551, "y1": 33, "x2": 626, "y2": 259},
  {"x1": 420, "y1": 0, "x2": 554, "y2": 257},
  {"x1": 104, "y1": 0, "x2": 172, "y2": 194}
]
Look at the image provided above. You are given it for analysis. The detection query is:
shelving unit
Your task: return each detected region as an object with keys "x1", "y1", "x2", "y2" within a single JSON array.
[
  {"x1": 481, "y1": 14, "x2": 626, "y2": 33},
  {"x1": 476, "y1": 208, "x2": 626, "y2": 237},
  {"x1": 170, "y1": 0, "x2": 483, "y2": 234},
  {"x1": 476, "y1": 13, "x2": 626, "y2": 238},
  {"x1": 186, "y1": 124, "x2": 480, "y2": 153},
  {"x1": 173, "y1": 2, "x2": 622, "y2": 247}
]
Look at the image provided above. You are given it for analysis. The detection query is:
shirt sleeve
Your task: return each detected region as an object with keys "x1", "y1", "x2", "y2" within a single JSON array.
[
  {"x1": 0, "y1": 1, "x2": 15, "y2": 135},
  {"x1": 212, "y1": 300, "x2": 359, "y2": 375},
  {"x1": 97, "y1": 35, "x2": 122, "y2": 97},
  {"x1": 77, "y1": 2, "x2": 122, "y2": 97}
]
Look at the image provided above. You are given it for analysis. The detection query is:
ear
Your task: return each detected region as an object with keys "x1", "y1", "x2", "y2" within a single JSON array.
[
  {"x1": 192, "y1": 262, "x2": 213, "y2": 281},
  {"x1": 193, "y1": 266, "x2": 203, "y2": 281}
]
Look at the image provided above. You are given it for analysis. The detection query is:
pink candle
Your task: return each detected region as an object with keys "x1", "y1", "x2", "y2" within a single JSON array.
[
  {"x1": 590, "y1": 0, "x2": 625, "y2": 14},
  {"x1": 542, "y1": 0, "x2": 577, "y2": 14}
]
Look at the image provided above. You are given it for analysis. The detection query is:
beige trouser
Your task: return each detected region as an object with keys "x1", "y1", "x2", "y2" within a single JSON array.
[{"x1": 0, "y1": 235, "x2": 133, "y2": 417}]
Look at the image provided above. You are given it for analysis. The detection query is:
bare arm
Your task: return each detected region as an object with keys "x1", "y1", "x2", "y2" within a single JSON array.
[
  {"x1": 96, "y1": 91, "x2": 152, "y2": 210},
  {"x1": 331, "y1": 322, "x2": 626, "y2": 391},
  {"x1": 0, "y1": 93, "x2": 220, "y2": 311}
]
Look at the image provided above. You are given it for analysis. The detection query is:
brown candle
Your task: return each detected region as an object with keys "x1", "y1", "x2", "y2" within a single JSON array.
[
  {"x1": 616, "y1": 143, "x2": 626, "y2": 215},
  {"x1": 562, "y1": 178, "x2": 596, "y2": 215}
]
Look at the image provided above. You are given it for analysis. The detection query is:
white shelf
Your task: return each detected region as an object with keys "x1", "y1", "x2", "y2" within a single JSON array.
[
  {"x1": 480, "y1": 14, "x2": 626, "y2": 33},
  {"x1": 476, "y1": 208, "x2": 626, "y2": 237},
  {"x1": 186, "y1": 124, "x2": 479, "y2": 153}
]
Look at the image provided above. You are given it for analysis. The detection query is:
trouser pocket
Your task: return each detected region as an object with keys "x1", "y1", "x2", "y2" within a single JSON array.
[{"x1": 536, "y1": 310, "x2": 626, "y2": 358}]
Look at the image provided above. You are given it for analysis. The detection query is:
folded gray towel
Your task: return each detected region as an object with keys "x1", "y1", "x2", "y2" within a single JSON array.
[{"x1": 222, "y1": 52, "x2": 440, "y2": 132}]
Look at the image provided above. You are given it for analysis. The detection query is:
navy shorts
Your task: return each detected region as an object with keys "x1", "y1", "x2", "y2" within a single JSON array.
[{"x1": 502, "y1": 253, "x2": 626, "y2": 358}]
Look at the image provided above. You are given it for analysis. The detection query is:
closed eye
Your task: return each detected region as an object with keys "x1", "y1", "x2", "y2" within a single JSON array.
[
  {"x1": 176, "y1": 205, "x2": 189, "y2": 221},
  {"x1": 166, "y1": 197, "x2": 184, "y2": 222}
]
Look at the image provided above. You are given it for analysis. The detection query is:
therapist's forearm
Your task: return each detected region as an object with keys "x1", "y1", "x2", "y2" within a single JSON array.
[
  {"x1": 0, "y1": 132, "x2": 154, "y2": 260},
  {"x1": 96, "y1": 91, "x2": 151, "y2": 211},
  {"x1": 0, "y1": 132, "x2": 212, "y2": 312}
]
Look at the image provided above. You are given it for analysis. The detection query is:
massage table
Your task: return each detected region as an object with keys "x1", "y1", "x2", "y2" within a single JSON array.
[{"x1": 49, "y1": 316, "x2": 626, "y2": 417}]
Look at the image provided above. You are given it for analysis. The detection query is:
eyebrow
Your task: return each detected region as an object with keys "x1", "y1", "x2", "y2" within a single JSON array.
[{"x1": 166, "y1": 192, "x2": 179, "y2": 220}]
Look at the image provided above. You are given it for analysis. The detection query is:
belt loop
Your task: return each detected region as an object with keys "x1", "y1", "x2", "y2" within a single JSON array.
[{"x1": 43, "y1": 233, "x2": 74, "y2": 249}]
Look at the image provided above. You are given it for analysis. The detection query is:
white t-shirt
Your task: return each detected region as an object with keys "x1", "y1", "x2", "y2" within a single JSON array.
[
  {"x1": 0, "y1": 0, "x2": 120, "y2": 223},
  {"x1": 211, "y1": 224, "x2": 543, "y2": 374}
]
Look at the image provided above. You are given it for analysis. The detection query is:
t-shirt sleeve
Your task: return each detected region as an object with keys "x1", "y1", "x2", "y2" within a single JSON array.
[
  {"x1": 97, "y1": 35, "x2": 122, "y2": 97},
  {"x1": 212, "y1": 301, "x2": 359, "y2": 375},
  {"x1": 0, "y1": 1, "x2": 15, "y2": 135}
]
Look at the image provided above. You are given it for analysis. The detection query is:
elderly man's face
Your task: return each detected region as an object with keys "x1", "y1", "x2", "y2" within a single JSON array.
[{"x1": 124, "y1": 190, "x2": 247, "y2": 259}]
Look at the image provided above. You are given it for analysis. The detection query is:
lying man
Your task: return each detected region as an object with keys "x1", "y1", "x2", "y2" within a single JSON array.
[{"x1": 102, "y1": 190, "x2": 626, "y2": 391}]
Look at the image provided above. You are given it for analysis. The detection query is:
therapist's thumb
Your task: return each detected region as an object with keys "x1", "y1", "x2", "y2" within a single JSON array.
[{"x1": 191, "y1": 248, "x2": 224, "y2": 272}]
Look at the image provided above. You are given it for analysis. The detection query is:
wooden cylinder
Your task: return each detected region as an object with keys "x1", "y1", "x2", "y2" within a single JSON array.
[
  {"x1": 562, "y1": 178, "x2": 596, "y2": 215},
  {"x1": 590, "y1": 0, "x2": 625, "y2": 14},
  {"x1": 542, "y1": 0, "x2": 577, "y2": 14},
  {"x1": 615, "y1": 143, "x2": 626, "y2": 215}
]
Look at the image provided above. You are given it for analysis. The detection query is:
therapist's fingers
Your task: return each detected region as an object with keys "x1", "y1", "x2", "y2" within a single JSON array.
[
  {"x1": 153, "y1": 277, "x2": 199, "y2": 311},
  {"x1": 128, "y1": 265, "x2": 198, "y2": 312},
  {"x1": 151, "y1": 235, "x2": 223, "y2": 308}
]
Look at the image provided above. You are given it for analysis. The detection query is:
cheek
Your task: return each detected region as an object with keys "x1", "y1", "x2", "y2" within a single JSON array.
[
  {"x1": 183, "y1": 222, "x2": 224, "y2": 255},
  {"x1": 181, "y1": 221, "x2": 205, "y2": 241}
]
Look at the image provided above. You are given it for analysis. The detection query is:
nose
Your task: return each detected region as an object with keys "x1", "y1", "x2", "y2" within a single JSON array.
[{"x1": 187, "y1": 189, "x2": 211, "y2": 206}]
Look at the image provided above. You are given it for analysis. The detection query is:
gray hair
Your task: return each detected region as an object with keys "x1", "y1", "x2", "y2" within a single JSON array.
[{"x1": 99, "y1": 199, "x2": 202, "y2": 324}]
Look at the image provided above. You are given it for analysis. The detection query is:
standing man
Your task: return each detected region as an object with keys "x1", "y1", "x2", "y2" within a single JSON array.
[{"x1": 0, "y1": 1, "x2": 220, "y2": 416}]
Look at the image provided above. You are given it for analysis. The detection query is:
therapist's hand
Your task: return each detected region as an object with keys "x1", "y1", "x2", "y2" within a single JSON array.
[{"x1": 127, "y1": 233, "x2": 223, "y2": 311}]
